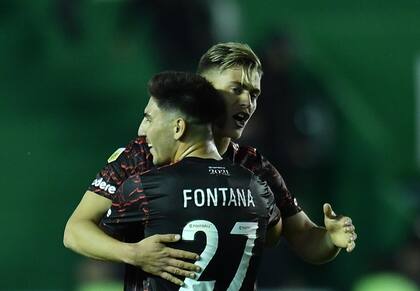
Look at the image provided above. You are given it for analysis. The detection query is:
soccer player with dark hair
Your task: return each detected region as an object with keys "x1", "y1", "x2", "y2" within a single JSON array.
[
  {"x1": 64, "y1": 43, "x2": 357, "y2": 289},
  {"x1": 90, "y1": 71, "x2": 282, "y2": 290}
]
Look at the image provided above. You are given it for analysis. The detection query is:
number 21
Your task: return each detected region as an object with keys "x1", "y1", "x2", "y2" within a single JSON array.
[{"x1": 179, "y1": 220, "x2": 258, "y2": 291}]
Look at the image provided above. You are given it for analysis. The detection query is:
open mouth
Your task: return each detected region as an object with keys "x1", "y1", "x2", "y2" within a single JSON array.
[
  {"x1": 232, "y1": 112, "x2": 250, "y2": 128},
  {"x1": 146, "y1": 141, "x2": 153, "y2": 150}
]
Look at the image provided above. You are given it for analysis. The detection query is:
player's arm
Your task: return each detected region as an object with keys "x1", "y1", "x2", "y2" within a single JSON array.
[
  {"x1": 254, "y1": 151, "x2": 356, "y2": 262},
  {"x1": 63, "y1": 191, "x2": 200, "y2": 285},
  {"x1": 282, "y1": 204, "x2": 356, "y2": 264},
  {"x1": 265, "y1": 217, "x2": 282, "y2": 247},
  {"x1": 63, "y1": 190, "x2": 135, "y2": 262}
]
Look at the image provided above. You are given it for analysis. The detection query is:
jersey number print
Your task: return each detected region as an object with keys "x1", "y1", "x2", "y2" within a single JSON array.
[{"x1": 179, "y1": 220, "x2": 258, "y2": 291}]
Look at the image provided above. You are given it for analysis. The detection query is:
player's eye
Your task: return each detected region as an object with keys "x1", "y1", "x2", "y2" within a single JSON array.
[
  {"x1": 232, "y1": 86, "x2": 243, "y2": 95},
  {"x1": 144, "y1": 115, "x2": 152, "y2": 122},
  {"x1": 250, "y1": 92, "x2": 259, "y2": 101}
]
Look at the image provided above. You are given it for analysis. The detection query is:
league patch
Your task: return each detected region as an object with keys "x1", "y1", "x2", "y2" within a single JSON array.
[{"x1": 107, "y1": 147, "x2": 125, "y2": 163}]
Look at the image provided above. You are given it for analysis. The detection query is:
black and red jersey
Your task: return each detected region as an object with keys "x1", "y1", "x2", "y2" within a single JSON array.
[
  {"x1": 223, "y1": 142, "x2": 302, "y2": 218},
  {"x1": 88, "y1": 136, "x2": 301, "y2": 218},
  {"x1": 88, "y1": 136, "x2": 154, "y2": 200},
  {"x1": 87, "y1": 136, "x2": 302, "y2": 290},
  {"x1": 102, "y1": 157, "x2": 280, "y2": 291}
]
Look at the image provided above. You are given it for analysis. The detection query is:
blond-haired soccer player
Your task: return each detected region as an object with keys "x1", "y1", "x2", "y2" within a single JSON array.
[{"x1": 64, "y1": 42, "x2": 357, "y2": 289}]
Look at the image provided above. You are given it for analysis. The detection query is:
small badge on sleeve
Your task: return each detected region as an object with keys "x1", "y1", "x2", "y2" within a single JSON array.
[{"x1": 107, "y1": 147, "x2": 125, "y2": 163}]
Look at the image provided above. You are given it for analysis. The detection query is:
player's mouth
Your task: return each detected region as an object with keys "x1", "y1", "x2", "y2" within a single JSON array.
[
  {"x1": 146, "y1": 141, "x2": 153, "y2": 150},
  {"x1": 148, "y1": 144, "x2": 155, "y2": 155},
  {"x1": 232, "y1": 112, "x2": 250, "y2": 128}
]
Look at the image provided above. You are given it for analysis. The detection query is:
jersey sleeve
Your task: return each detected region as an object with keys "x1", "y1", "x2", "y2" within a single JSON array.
[
  {"x1": 250, "y1": 175, "x2": 281, "y2": 228},
  {"x1": 255, "y1": 152, "x2": 302, "y2": 219},
  {"x1": 100, "y1": 175, "x2": 148, "y2": 238},
  {"x1": 235, "y1": 144, "x2": 302, "y2": 219},
  {"x1": 87, "y1": 136, "x2": 153, "y2": 200}
]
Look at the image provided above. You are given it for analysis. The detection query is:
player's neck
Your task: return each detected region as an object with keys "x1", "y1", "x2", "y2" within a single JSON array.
[
  {"x1": 174, "y1": 141, "x2": 222, "y2": 162},
  {"x1": 215, "y1": 136, "x2": 231, "y2": 156}
]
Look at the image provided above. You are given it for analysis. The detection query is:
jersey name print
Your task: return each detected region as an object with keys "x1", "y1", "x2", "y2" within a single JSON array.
[{"x1": 182, "y1": 187, "x2": 256, "y2": 208}]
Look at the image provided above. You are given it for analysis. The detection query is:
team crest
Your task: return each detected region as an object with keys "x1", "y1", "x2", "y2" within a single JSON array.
[{"x1": 107, "y1": 147, "x2": 125, "y2": 163}]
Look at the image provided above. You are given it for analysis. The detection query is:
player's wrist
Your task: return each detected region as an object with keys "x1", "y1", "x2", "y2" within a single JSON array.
[{"x1": 121, "y1": 242, "x2": 139, "y2": 266}]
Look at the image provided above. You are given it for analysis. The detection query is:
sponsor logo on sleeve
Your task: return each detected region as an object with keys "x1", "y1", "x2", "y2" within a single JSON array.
[
  {"x1": 107, "y1": 147, "x2": 125, "y2": 163},
  {"x1": 91, "y1": 177, "x2": 117, "y2": 194}
]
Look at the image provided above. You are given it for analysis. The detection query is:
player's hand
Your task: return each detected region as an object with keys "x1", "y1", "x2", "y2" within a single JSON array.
[
  {"x1": 130, "y1": 234, "x2": 201, "y2": 286},
  {"x1": 323, "y1": 203, "x2": 357, "y2": 253}
]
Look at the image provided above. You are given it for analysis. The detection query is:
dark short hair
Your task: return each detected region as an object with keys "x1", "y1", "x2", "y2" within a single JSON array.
[{"x1": 148, "y1": 71, "x2": 225, "y2": 124}]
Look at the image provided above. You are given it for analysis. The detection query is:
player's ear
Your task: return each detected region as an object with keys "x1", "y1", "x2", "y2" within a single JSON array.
[{"x1": 174, "y1": 118, "x2": 186, "y2": 140}]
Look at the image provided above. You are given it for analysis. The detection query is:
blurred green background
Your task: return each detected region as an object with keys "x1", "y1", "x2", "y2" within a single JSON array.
[{"x1": 1, "y1": 1, "x2": 419, "y2": 290}]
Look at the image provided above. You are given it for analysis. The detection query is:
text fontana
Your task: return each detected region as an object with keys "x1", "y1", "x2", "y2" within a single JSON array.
[{"x1": 183, "y1": 188, "x2": 255, "y2": 208}]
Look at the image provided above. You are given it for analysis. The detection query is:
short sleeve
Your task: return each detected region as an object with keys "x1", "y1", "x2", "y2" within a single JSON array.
[
  {"x1": 234, "y1": 143, "x2": 302, "y2": 219},
  {"x1": 100, "y1": 174, "x2": 148, "y2": 239},
  {"x1": 250, "y1": 175, "x2": 281, "y2": 228},
  {"x1": 87, "y1": 136, "x2": 153, "y2": 200},
  {"x1": 255, "y1": 152, "x2": 302, "y2": 219}
]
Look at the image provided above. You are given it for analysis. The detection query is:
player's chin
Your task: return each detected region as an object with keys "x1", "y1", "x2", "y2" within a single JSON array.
[
  {"x1": 227, "y1": 128, "x2": 244, "y2": 140},
  {"x1": 152, "y1": 156, "x2": 161, "y2": 166}
]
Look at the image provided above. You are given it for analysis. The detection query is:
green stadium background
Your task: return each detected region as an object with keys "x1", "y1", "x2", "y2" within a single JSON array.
[{"x1": 1, "y1": 1, "x2": 419, "y2": 290}]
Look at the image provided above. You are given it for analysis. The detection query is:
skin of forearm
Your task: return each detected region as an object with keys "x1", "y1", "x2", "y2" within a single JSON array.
[
  {"x1": 63, "y1": 219, "x2": 135, "y2": 264},
  {"x1": 283, "y1": 212, "x2": 341, "y2": 264},
  {"x1": 265, "y1": 218, "x2": 283, "y2": 247},
  {"x1": 291, "y1": 224, "x2": 340, "y2": 264}
]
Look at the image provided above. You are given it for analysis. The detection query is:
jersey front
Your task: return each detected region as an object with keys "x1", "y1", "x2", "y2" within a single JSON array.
[{"x1": 102, "y1": 157, "x2": 280, "y2": 291}]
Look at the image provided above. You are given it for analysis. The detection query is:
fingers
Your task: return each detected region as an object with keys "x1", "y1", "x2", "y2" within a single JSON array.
[
  {"x1": 163, "y1": 265, "x2": 197, "y2": 279},
  {"x1": 159, "y1": 271, "x2": 184, "y2": 286},
  {"x1": 159, "y1": 259, "x2": 202, "y2": 286},
  {"x1": 346, "y1": 230, "x2": 357, "y2": 252},
  {"x1": 153, "y1": 234, "x2": 181, "y2": 243},
  {"x1": 333, "y1": 216, "x2": 352, "y2": 227},
  {"x1": 166, "y1": 247, "x2": 200, "y2": 260},
  {"x1": 347, "y1": 234, "x2": 357, "y2": 243},
  {"x1": 344, "y1": 225, "x2": 355, "y2": 233},
  {"x1": 346, "y1": 241, "x2": 356, "y2": 252},
  {"x1": 343, "y1": 218, "x2": 353, "y2": 226},
  {"x1": 323, "y1": 203, "x2": 336, "y2": 219},
  {"x1": 167, "y1": 258, "x2": 201, "y2": 272},
  {"x1": 342, "y1": 218, "x2": 355, "y2": 239}
]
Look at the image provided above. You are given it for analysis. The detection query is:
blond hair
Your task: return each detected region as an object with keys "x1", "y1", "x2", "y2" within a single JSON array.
[{"x1": 197, "y1": 42, "x2": 262, "y2": 83}]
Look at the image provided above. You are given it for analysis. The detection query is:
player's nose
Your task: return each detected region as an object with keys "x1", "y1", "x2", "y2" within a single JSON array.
[
  {"x1": 238, "y1": 92, "x2": 252, "y2": 109},
  {"x1": 138, "y1": 119, "x2": 147, "y2": 136}
]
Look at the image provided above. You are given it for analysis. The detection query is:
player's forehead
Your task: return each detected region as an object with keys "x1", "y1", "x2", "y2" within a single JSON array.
[
  {"x1": 219, "y1": 67, "x2": 261, "y2": 90},
  {"x1": 144, "y1": 97, "x2": 160, "y2": 116}
]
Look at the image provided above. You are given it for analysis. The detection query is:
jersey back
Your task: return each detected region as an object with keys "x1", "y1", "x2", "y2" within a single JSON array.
[{"x1": 105, "y1": 157, "x2": 279, "y2": 291}]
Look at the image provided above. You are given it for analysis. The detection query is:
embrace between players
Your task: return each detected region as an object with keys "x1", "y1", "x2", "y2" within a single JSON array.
[{"x1": 64, "y1": 43, "x2": 357, "y2": 291}]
